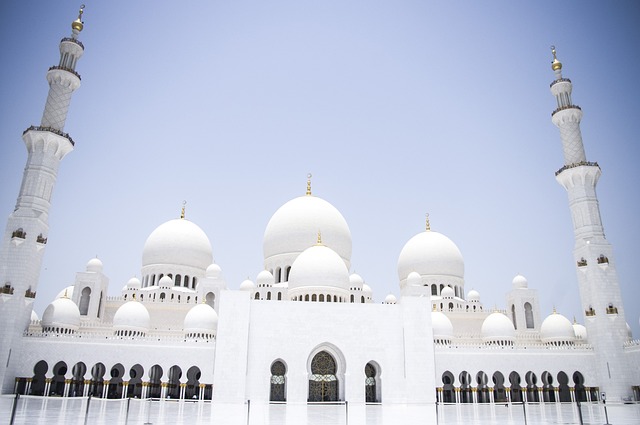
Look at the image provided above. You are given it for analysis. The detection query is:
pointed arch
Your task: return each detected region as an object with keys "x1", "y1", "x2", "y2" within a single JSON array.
[{"x1": 307, "y1": 343, "x2": 346, "y2": 402}]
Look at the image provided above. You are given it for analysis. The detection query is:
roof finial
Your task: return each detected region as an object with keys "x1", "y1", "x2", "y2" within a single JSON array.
[
  {"x1": 552, "y1": 305, "x2": 557, "y2": 314},
  {"x1": 316, "y1": 230, "x2": 323, "y2": 245},
  {"x1": 63, "y1": 288, "x2": 69, "y2": 299},
  {"x1": 306, "y1": 173, "x2": 312, "y2": 196},
  {"x1": 71, "y1": 5, "x2": 85, "y2": 34},
  {"x1": 425, "y1": 213, "x2": 431, "y2": 231},
  {"x1": 180, "y1": 200, "x2": 187, "y2": 219},
  {"x1": 550, "y1": 45, "x2": 562, "y2": 72}
]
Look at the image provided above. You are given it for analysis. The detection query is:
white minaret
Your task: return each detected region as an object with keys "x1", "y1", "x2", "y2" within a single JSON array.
[
  {"x1": 551, "y1": 47, "x2": 633, "y2": 402},
  {"x1": 0, "y1": 6, "x2": 86, "y2": 393}
]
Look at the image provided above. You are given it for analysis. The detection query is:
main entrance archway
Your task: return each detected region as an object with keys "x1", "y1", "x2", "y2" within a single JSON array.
[{"x1": 308, "y1": 351, "x2": 338, "y2": 402}]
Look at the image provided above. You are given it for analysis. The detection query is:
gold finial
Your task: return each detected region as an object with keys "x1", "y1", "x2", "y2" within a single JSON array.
[
  {"x1": 550, "y1": 45, "x2": 562, "y2": 71},
  {"x1": 425, "y1": 213, "x2": 431, "y2": 231},
  {"x1": 573, "y1": 315, "x2": 577, "y2": 324},
  {"x1": 552, "y1": 305, "x2": 557, "y2": 314},
  {"x1": 180, "y1": 201, "x2": 187, "y2": 219},
  {"x1": 316, "y1": 231, "x2": 323, "y2": 245},
  {"x1": 306, "y1": 173, "x2": 312, "y2": 196},
  {"x1": 71, "y1": 5, "x2": 85, "y2": 32},
  {"x1": 63, "y1": 288, "x2": 69, "y2": 299}
]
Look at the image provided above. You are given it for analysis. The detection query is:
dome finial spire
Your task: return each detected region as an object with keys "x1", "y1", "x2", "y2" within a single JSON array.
[
  {"x1": 316, "y1": 230, "x2": 323, "y2": 245},
  {"x1": 425, "y1": 213, "x2": 431, "y2": 231},
  {"x1": 180, "y1": 200, "x2": 187, "y2": 219},
  {"x1": 71, "y1": 4, "x2": 85, "y2": 34},
  {"x1": 306, "y1": 173, "x2": 312, "y2": 196},
  {"x1": 550, "y1": 45, "x2": 563, "y2": 73}
]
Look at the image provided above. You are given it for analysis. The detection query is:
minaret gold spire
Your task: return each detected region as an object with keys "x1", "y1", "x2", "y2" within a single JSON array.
[
  {"x1": 425, "y1": 213, "x2": 431, "y2": 231},
  {"x1": 180, "y1": 201, "x2": 187, "y2": 219},
  {"x1": 550, "y1": 45, "x2": 562, "y2": 71},
  {"x1": 306, "y1": 173, "x2": 312, "y2": 196},
  {"x1": 72, "y1": 5, "x2": 85, "y2": 32}
]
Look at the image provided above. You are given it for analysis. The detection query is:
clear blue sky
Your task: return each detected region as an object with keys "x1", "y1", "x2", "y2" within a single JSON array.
[{"x1": 1, "y1": 1, "x2": 639, "y2": 336}]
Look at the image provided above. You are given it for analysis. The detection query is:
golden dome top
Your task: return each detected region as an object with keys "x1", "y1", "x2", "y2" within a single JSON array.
[
  {"x1": 71, "y1": 5, "x2": 85, "y2": 32},
  {"x1": 551, "y1": 45, "x2": 562, "y2": 71}
]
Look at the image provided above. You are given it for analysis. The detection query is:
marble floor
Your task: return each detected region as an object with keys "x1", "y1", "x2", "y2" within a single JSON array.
[{"x1": 1, "y1": 396, "x2": 639, "y2": 424}]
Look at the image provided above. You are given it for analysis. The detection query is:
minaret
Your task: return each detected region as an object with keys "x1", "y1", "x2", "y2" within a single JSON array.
[
  {"x1": 550, "y1": 47, "x2": 632, "y2": 402},
  {"x1": 0, "y1": 6, "x2": 86, "y2": 393}
]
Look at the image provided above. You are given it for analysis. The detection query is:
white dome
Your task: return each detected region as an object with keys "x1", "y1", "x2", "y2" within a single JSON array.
[
  {"x1": 481, "y1": 312, "x2": 516, "y2": 343},
  {"x1": 406, "y1": 271, "x2": 422, "y2": 287},
  {"x1": 467, "y1": 289, "x2": 480, "y2": 302},
  {"x1": 86, "y1": 258, "x2": 103, "y2": 273},
  {"x1": 184, "y1": 303, "x2": 218, "y2": 336},
  {"x1": 205, "y1": 263, "x2": 222, "y2": 279},
  {"x1": 158, "y1": 276, "x2": 172, "y2": 288},
  {"x1": 432, "y1": 311, "x2": 454, "y2": 341},
  {"x1": 573, "y1": 322, "x2": 588, "y2": 341},
  {"x1": 256, "y1": 270, "x2": 274, "y2": 287},
  {"x1": 441, "y1": 286, "x2": 455, "y2": 298},
  {"x1": 362, "y1": 283, "x2": 373, "y2": 295},
  {"x1": 288, "y1": 244, "x2": 350, "y2": 292},
  {"x1": 30, "y1": 310, "x2": 39, "y2": 322},
  {"x1": 142, "y1": 218, "x2": 213, "y2": 271},
  {"x1": 42, "y1": 297, "x2": 80, "y2": 332},
  {"x1": 55, "y1": 286, "x2": 74, "y2": 299},
  {"x1": 239, "y1": 279, "x2": 255, "y2": 291},
  {"x1": 397, "y1": 231, "x2": 464, "y2": 282},
  {"x1": 113, "y1": 300, "x2": 150, "y2": 334},
  {"x1": 384, "y1": 294, "x2": 397, "y2": 304},
  {"x1": 264, "y1": 195, "x2": 352, "y2": 266},
  {"x1": 127, "y1": 277, "x2": 141, "y2": 289},
  {"x1": 512, "y1": 274, "x2": 528, "y2": 289},
  {"x1": 540, "y1": 312, "x2": 575, "y2": 344},
  {"x1": 349, "y1": 273, "x2": 364, "y2": 287}
]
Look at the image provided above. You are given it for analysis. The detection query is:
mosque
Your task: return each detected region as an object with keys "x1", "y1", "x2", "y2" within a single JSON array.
[{"x1": 0, "y1": 7, "x2": 639, "y2": 410}]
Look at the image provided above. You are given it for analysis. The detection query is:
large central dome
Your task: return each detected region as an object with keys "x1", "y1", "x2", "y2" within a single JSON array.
[
  {"x1": 142, "y1": 218, "x2": 213, "y2": 270},
  {"x1": 263, "y1": 195, "x2": 352, "y2": 267},
  {"x1": 397, "y1": 230, "x2": 464, "y2": 283}
]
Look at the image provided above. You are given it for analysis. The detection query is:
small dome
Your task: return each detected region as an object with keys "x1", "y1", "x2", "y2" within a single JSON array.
[
  {"x1": 573, "y1": 322, "x2": 587, "y2": 341},
  {"x1": 205, "y1": 263, "x2": 222, "y2": 279},
  {"x1": 441, "y1": 286, "x2": 455, "y2": 299},
  {"x1": 384, "y1": 294, "x2": 397, "y2": 304},
  {"x1": 184, "y1": 303, "x2": 218, "y2": 337},
  {"x1": 397, "y1": 231, "x2": 464, "y2": 283},
  {"x1": 86, "y1": 258, "x2": 103, "y2": 273},
  {"x1": 256, "y1": 270, "x2": 274, "y2": 287},
  {"x1": 263, "y1": 195, "x2": 352, "y2": 266},
  {"x1": 349, "y1": 273, "x2": 364, "y2": 287},
  {"x1": 540, "y1": 312, "x2": 575, "y2": 344},
  {"x1": 467, "y1": 289, "x2": 480, "y2": 302},
  {"x1": 362, "y1": 283, "x2": 373, "y2": 295},
  {"x1": 406, "y1": 271, "x2": 422, "y2": 287},
  {"x1": 127, "y1": 277, "x2": 141, "y2": 289},
  {"x1": 142, "y1": 219, "x2": 213, "y2": 272},
  {"x1": 240, "y1": 279, "x2": 255, "y2": 291},
  {"x1": 432, "y1": 311, "x2": 454, "y2": 342},
  {"x1": 481, "y1": 312, "x2": 516, "y2": 343},
  {"x1": 113, "y1": 300, "x2": 150, "y2": 335},
  {"x1": 31, "y1": 310, "x2": 39, "y2": 322},
  {"x1": 42, "y1": 297, "x2": 81, "y2": 332},
  {"x1": 56, "y1": 286, "x2": 74, "y2": 299},
  {"x1": 512, "y1": 274, "x2": 528, "y2": 289},
  {"x1": 158, "y1": 276, "x2": 173, "y2": 288},
  {"x1": 288, "y1": 244, "x2": 350, "y2": 292}
]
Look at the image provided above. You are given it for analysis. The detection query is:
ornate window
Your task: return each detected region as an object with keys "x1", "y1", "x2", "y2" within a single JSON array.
[
  {"x1": 308, "y1": 351, "x2": 338, "y2": 402},
  {"x1": 365, "y1": 363, "x2": 379, "y2": 403},
  {"x1": 270, "y1": 361, "x2": 286, "y2": 402}
]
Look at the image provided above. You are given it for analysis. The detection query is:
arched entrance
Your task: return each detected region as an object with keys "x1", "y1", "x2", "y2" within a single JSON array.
[
  {"x1": 270, "y1": 360, "x2": 287, "y2": 402},
  {"x1": 365, "y1": 363, "x2": 380, "y2": 403},
  {"x1": 308, "y1": 351, "x2": 338, "y2": 402}
]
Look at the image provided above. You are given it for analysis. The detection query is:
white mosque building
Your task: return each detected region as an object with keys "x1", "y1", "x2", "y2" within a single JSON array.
[{"x1": 0, "y1": 8, "x2": 639, "y2": 409}]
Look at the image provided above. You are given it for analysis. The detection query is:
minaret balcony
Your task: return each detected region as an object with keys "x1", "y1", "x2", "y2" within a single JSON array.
[
  {"x1": 48, "y1": 65, "x2": 81, "y2": 81},
  {"x1": 555, "y1": 161, "x2": 599, "y2": 176},
  {"x1": 550, "y1": 77, "x2": 572, "y2": 88},
  {"x1": 23, "y1": 125, "x2": 75, "y2": 146},
  {"x1": 551, "y1": 104, "x2": 581, "y2": 117},
  {"x1": 60, "y1": 37, "x2": 84, "y2": 50}
]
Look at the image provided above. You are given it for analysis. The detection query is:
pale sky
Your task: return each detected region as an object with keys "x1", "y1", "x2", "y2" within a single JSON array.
[{"x1": 1, "y1": 1, "x2": 639, "y2": 337}]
